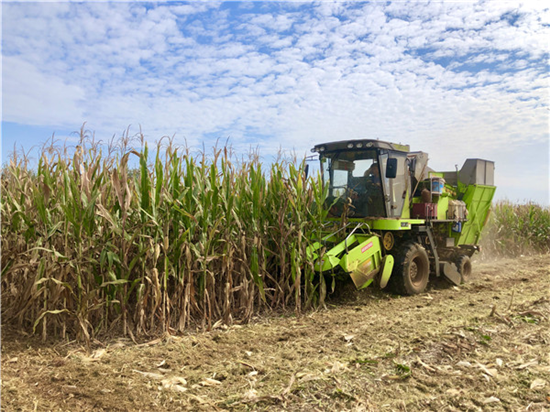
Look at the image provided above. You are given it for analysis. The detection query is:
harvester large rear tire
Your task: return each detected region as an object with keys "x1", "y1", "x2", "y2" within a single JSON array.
[
  {"x1": 388, "y1": 242, "x2": 430, "y2": 295},
  {"x1": 456, "y1": 255, "x2": 472, "y2": 283}
]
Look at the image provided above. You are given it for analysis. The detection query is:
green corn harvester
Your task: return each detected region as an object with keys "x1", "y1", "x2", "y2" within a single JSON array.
[{"x1": 307, "y1": 139, "x2": 496, "y2": 295}]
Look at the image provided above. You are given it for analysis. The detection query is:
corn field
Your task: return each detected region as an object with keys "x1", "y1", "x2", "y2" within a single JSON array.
[
  {"x1": 480, "y1": 200, "x2": 550, "y2": 257},
  {"x1": 1, "y1": 131, "x2": 330, "y2": 342},
  {"x1": 3, "y1": 132, "x2": 549, "y2": 343}
]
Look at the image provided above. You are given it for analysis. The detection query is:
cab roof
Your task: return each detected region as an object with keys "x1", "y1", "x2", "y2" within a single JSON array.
[{"x1": 311, "y1": 139, "x2": 410, "y2": 154}]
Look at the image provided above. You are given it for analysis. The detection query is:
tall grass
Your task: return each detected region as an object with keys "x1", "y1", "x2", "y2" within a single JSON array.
[
  {"x1": 479, "y1": 200, "x2": 550, "y2": 258},
  {"x1": 1, "y1": 131, "x2": 329, "y2": 342}
]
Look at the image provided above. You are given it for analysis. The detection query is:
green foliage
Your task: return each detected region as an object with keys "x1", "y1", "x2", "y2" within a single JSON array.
[{"x1": 480, "y1": 201, "x2": 550, "y2": 257}]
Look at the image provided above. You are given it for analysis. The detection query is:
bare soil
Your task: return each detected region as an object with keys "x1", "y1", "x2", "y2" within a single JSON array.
[{"x1": 2, "y1": 255, "x2": 549, "y2": 412}]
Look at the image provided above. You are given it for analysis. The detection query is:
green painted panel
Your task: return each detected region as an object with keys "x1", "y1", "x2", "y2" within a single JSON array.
[
  {"x1": 339, "y1": 235, "x2": 382, "y2": 273},
  {"x1": 312, "y1": 234, "x2": 360, "y2": 272},
  {"x1": 436, "y1": 195, "x2": 449, "y2": 220},
  {"x1": 400, "y1": 192, "x2": 411, "y2": 219},
  {"x1": 311, "y1": 233, "x2": 384, "y2": 276},
  {"x1": 379, "y1": 254, "x2": 395, "y2": 289},
  {"x1": 368, "y1": 219, "x2": 425, "y2": 230},
  {"x1": 455, "y1": 184, "x2": 496, "y2": 245}
]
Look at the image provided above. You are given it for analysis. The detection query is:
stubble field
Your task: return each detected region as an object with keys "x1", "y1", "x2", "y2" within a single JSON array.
[{"x1": 2, "y1": 254, "x2": 549, "y2": 412}]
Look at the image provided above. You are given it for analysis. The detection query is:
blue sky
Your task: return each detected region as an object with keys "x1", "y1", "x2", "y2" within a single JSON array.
[{"x1": 2, "y1": 1, "x2": 549, "y2": 204}]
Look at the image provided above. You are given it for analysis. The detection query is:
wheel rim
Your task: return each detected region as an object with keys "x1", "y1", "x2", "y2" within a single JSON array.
[
  {"x1": 409, "y1": 261, "x2": 419, "y2": 284},
  {"x1": 383, "y1": 232, "x2": 394, "y2": 251}
]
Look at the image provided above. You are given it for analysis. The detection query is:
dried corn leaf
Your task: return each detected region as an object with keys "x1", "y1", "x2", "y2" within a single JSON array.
[
  {"x1": 133, "y1": 370, "x2": 164, "y2": 380},
  {"x1": 200, "y1": 378, "x2": 222, "y2": 386},
  {"x1": 530, "y1": 378, "x2": 546, "y2": 390}
]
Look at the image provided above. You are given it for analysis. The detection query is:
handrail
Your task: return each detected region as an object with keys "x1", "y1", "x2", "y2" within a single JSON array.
[
  {"x1": 344, "y1": 222, "x2": 371, "y2": 253},
  {"x1": 320, "y1": 221, "x2": 352, "y2": 243}
]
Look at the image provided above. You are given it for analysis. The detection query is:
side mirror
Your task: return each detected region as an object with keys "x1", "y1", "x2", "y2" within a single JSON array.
[{"x1": 386, "y1": 158, "x2": 398, "y2": 178}]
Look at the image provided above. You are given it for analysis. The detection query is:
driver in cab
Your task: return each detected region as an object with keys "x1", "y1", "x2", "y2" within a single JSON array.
[
  {"x1": 362, "y1": 162, "x2": 384, "y2": 216},
  {"x1": 365, "y1": 163, "x2": 381, "y2": 186}
]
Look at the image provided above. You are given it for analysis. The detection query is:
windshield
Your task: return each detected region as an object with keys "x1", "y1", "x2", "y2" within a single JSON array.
[{"x1": 321, "y1": 150, "x2": 386, "y2": 218}]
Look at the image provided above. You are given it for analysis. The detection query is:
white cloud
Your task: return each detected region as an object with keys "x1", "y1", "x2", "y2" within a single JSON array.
[{"x1": 3, "y1": 56, "x2": 85, "y2": 126}]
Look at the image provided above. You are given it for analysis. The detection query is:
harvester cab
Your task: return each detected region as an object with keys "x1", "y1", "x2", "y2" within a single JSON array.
[
  {"x1": 308, "y1": 139, "x2": 496, "y2": 295},
  {"x1": 312, "y1": 140, "x2": 426, "y2": 219}
]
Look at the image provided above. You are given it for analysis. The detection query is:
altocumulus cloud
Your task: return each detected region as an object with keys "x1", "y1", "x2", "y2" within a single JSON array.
[{"x1": 2, "y1": 1, "x2": 549, "y2": 203}]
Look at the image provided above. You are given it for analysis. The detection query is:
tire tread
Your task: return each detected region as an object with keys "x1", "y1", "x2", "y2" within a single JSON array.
[{"x1": 388, "y1": 241, "x2": 430, "y2": 295}]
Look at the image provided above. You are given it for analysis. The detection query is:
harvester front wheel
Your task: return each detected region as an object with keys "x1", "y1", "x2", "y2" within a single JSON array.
[
  {"x1": 389, "y1": 242, "x2": 430, "y2": 295},
  {"x1": 456, "y1": 255, "x2": 472, "y2": 283}
]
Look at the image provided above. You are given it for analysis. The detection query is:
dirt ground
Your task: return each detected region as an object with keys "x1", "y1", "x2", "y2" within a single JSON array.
[{"x1": 2, "y1": 254, "x2": 549, "y2": 412}]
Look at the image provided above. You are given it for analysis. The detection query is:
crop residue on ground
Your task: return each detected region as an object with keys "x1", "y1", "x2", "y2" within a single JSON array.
[{"x1": 2, "y1": 255, "x2": 549, "y2": 411}]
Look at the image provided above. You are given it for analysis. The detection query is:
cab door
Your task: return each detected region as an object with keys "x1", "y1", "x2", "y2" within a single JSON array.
[{"x1": 379, "y1": 152, "x2": 409, "y2": 218}]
